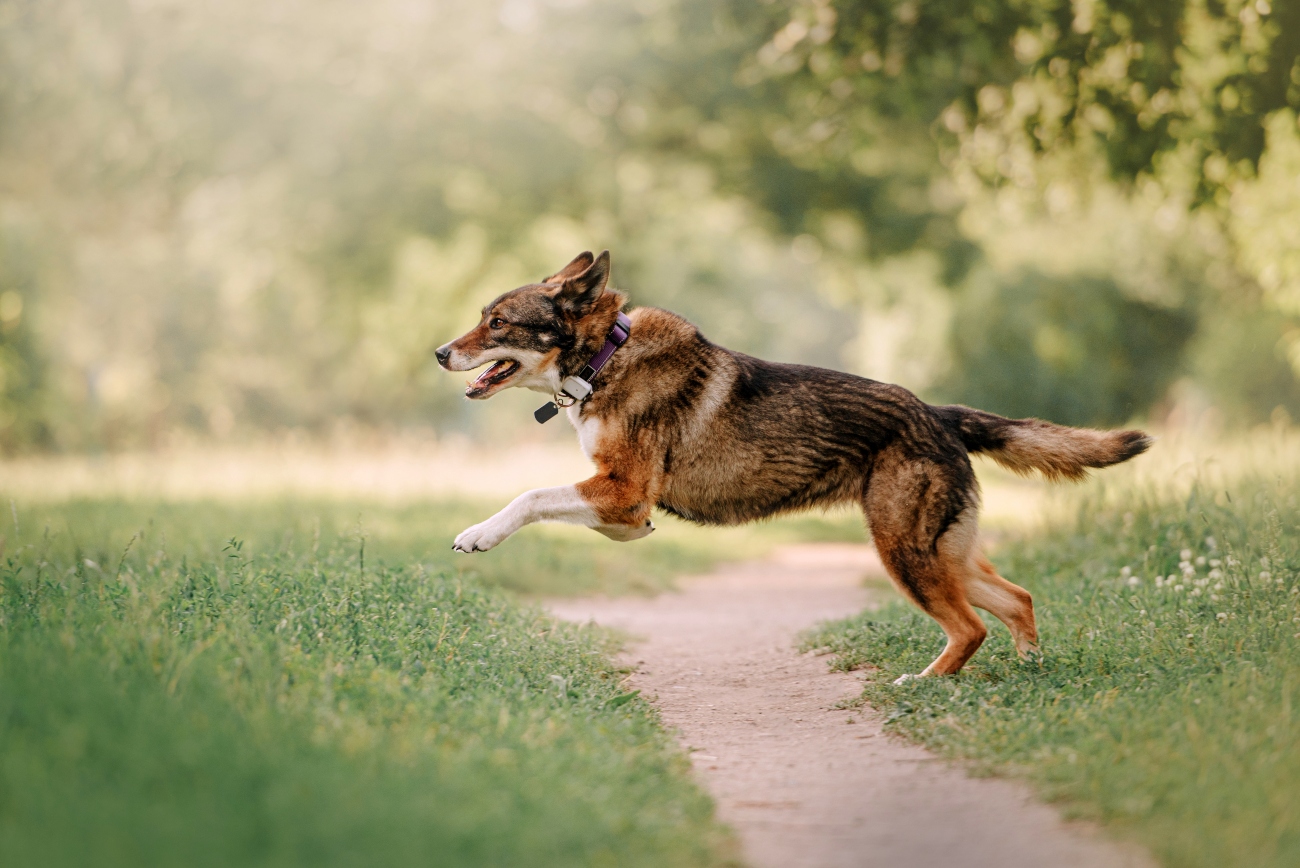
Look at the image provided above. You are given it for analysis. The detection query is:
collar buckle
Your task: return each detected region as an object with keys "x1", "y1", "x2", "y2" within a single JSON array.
[{"x1": 560, "y1": 375, "x2": 592, "y2": 402}]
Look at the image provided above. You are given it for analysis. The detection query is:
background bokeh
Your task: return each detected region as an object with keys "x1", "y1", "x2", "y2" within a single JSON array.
[{"x1": 0, "y1": 0, "x2": 1297, "y2": 452}]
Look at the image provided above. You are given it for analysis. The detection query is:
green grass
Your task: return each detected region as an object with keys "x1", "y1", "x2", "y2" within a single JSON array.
[
  {"x1": 0, "y1": 498, "x2": 744, "y2": 868},
  {"x1": 2, "y1": 498, "x2": 865, "y2": 598},
  {"x1": 806, "y1": 466, "x2": 1300, "y2": 867}
]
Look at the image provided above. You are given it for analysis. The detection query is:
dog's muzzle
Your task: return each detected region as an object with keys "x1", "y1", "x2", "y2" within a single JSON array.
[{"x1": 434, "y1": 345, "x2": 452, "y2": 369}]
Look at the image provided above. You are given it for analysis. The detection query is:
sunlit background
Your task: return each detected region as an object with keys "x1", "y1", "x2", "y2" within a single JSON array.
[{"x1": 0, "y1": 0, "x2": 1296, "y2": 459}]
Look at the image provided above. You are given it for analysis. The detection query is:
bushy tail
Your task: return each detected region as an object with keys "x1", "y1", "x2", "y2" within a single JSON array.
[{"x1": 935, "y1": 405, "x2": 1152, "y2": 482}]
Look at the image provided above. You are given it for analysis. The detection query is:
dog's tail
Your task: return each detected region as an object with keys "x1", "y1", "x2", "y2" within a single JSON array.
[{"x1": 935, "y1": 405, "x2": 1152, "y2": 482}]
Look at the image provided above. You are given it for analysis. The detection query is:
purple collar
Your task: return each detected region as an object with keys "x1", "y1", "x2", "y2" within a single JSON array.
[{"x1": 534, "y1": 312, "x2": 631, "y2": 424}]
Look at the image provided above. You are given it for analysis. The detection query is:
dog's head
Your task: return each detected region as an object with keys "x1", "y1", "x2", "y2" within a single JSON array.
[{"x1": 435, "y1": 250, "x2": 626, "y2": 399}]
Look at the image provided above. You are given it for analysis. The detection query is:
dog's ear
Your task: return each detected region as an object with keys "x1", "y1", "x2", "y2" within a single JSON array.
[
  {"x1": 542, "y1": 251, "x2": 596, "y2": 285},
  {"x1": 551, "y1": 250, "x2": 610, "y2": 315}
]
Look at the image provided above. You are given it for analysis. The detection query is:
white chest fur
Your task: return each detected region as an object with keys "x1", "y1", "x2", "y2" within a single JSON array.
[{"x1": 567, "y1": 405, "x2": 603, "y2": 460}]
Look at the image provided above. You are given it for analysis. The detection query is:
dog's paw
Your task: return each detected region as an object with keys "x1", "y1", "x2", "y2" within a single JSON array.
[
  {"x1": 452, "y1": 518, "x2": 511, "y2": 553},
  {"x1": 892, "y1": 673, "x2": 920, "y2": 685},
  {"x1": 1016, "y1": 645, "x2": 1043, "y2": 663}
]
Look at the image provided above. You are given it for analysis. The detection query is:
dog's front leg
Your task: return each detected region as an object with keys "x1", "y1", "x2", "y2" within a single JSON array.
[{"x1": 452, "y1": 479, "x2": 654, "y2": 553}]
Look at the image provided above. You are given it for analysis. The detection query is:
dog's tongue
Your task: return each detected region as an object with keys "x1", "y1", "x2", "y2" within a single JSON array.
[{"x1": 474, "y1": 360, "x2": 509, "y2": 384}]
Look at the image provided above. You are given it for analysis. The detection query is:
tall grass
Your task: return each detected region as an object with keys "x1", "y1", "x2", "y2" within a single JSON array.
[
  {"x1": 806, "y1": 431, "x2": 1300, "y2": 867},
  {"x1": 0, "y1": 502, "x2": 737, "y2": 867}
]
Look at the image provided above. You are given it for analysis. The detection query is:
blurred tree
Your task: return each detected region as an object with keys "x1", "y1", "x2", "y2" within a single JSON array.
[
  {"x1": 1190, "y1": 303, "x2": 1300, "y2": 425},
  {"x1": 0, "y1": 228, "x2": 50, "y2": 450},
  {"x1": 0, "y1": 0, "x2": 1293, "y2": 448},
  {"x1": 544, "y1": 0, "x2": 1299, "y2": 426},
  {"x1": 939, "y1": 270, "x2": 1195, "y2": 426},
  {"x1": 559, "y1": 0, "x2": 979, "y2": 275},
  {"x1": 678, "y1": 1, "x2": 1300, "y2": 207}
]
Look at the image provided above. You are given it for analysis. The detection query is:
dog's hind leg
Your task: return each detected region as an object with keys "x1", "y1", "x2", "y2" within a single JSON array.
[
  {"x1": 964, "y1": 554, "x2": 1039, "y2": 658},
  {"x1": 896, "y1": 585, "x2": 987, "y2": 682},
  {"x1": 863, "y1": 448, "x2": 987, "y2": 681}
]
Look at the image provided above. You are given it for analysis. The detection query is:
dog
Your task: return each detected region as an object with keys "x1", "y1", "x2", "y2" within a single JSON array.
[{"x1": 434, "y1": 250, "x2": 1150, "y2": 680}]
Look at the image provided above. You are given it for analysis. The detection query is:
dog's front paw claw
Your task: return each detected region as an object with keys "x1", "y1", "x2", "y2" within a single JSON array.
[
  {"x1": 453, "y1": 522, "x2": 505, "y2": 554},
  {"x1": 892, "y1": 673, "x2": 919, "y2": 685}
]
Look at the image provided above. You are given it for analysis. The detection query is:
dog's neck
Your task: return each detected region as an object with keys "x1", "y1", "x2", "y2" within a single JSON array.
[{"x1": 559, "y1": 291, "x2": 627, "y2": 380}]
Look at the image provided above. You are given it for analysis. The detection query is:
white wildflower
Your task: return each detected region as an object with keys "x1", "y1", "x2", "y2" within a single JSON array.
[
  {"x1": 1216, "y1": 612, "x2": 1228, "y2": 621},
  {"x1": 1196, "y1": 556, "x2": 1207, "y2": 567},
  {"x1": 1261, "y1": 556, "x2": 1270, "y2": 567},
  {"x1": 1190, "y1": 588, "x2": 1202, "y2": 597},
  {"x1": 1175, "y1": 584, "x2": 1185, "y2": 592},
  {"x1": 1206, "y1": 536, "x2": 1217, "y2": 550},
  {"x1": 1210, "y1": 559, "x2": 1222, "y2": 568},
  {"x1": 1214, "y1": 582, "x2": 1224, "y2": 591},
  {"x1": 1209, "y1": 569, "x2": 1222, "y2": 579},
  {"x1": 1260, "y1": 571, "x2": 1272, "y2": 581},
  {"x1": 1121, "y1": 566, "x2": 1132, "y2": 578},
  {"x1": 1180, "y1": 548, "x2": 1193, "y2": 560},
  {"x1": 1127, "y1": 576, "x2": 1140, "y2": 587}
]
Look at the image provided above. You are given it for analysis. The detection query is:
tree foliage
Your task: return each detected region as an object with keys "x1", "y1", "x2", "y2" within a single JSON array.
[{"x1": 0, "y1": 0, "x2": 1294, "y2": 449}]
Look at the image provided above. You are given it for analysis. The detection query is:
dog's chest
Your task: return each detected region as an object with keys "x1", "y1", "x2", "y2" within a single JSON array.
[{"x1": 567, "y1": 406, "x2": 604, "y2": 460}]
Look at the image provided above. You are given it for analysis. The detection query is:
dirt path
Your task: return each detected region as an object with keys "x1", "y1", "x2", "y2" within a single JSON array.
[{"x1": 547, "y1": 544, "x2": 1151, "y2": 868}]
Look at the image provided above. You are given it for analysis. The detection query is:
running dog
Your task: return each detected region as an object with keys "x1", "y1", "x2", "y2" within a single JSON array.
[{"x1": 434, "y1": 251, "x2": 1150, "y2": 679}]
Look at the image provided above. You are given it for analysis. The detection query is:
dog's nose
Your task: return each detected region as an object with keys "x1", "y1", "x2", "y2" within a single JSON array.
[{"x1": 434, "y1": 345, "x2": 452, "y2": 368}]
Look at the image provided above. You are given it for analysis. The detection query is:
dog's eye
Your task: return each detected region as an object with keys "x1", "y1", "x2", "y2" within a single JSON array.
[{"x1": 489, "y1": 317, "x2": 505, "y2": 330}]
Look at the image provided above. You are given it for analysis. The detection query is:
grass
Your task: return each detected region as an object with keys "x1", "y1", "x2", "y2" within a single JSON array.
[
  {"x1": 805, "y1": 430, "x2": 1300, "y2": 868},
  {"x1": 0, "y1": 443, "x2": 1159, "y2": 866},
  {"x1": 1, "y1": 498, "x2": 866, "y2": 598},
  {"x1": 0, "y1": 498, "x2": 747, "y2": 868}
]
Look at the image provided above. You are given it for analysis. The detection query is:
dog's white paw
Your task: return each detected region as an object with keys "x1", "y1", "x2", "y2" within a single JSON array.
[
  {"x1": 892, "y1": 673, "x2": 920, "y2": 685},
  {"x1": 452, "y1": 517, "x2": 512, "y2": 553}
]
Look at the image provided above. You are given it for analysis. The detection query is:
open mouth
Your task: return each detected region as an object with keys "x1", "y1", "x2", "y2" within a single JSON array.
[{"x1": 465, "y1": 359, "x2": 521, "y2": 398}]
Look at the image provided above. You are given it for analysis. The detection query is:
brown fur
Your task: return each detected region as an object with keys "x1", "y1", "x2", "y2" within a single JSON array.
[{"x1": 436, "y1": 251, "x2": 1151, "y2": 678}]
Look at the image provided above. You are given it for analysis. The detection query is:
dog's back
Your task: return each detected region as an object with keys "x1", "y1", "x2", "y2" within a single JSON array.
[
  {"x1": 594, "y1": 306, "x2": 1148, "y2": 530},
  {"x1": 648, "y1": 343, "x2": 972, "y2": 527}
]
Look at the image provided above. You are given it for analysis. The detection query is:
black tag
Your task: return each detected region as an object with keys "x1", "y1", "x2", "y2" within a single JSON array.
[{"x1": 534, "y1": 401, "x2": 560, "y2": 424}]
